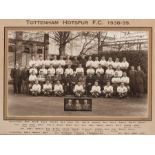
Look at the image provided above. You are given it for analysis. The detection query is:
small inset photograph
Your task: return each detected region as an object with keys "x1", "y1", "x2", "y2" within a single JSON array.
[{"x1": 64, "y1": 98, "x2": 92, "y2": 111}]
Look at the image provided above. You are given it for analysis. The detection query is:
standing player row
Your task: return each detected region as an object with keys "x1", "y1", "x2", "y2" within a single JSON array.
[{"x1": 29, "y1": 55, "x2": 129, "y2": 69}]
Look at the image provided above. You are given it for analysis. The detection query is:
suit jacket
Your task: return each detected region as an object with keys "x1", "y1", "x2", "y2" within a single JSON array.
[{"x1": 10, "y1": 68, "x2": 22, "y2": 81}]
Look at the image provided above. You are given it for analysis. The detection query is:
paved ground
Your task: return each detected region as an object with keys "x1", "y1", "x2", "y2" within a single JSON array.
[{"x1": 7, "y1": 86, "x2": 148, "y2": 117}]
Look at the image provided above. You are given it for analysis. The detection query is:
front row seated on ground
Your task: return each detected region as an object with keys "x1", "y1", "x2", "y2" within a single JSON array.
[
  {"x1": 30, "y1": 80, "x2": 129, "y2": 98},
  {"x1": 30, "y1": 80, "x2": 64, "y2": 96}
]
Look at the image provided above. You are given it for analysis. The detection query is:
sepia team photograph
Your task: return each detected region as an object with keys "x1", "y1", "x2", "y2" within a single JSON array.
[{"x1": 4, "y1": 27, "x2": 152, "y2": 120}]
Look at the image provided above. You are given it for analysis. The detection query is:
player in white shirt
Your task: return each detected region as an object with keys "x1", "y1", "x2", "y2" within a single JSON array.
[
  {"x1": 44, "y1": 55, "x2": 51, "y2": 68},
  {"x1": 111, "y1": 72, "x2": 121, "y2": 95},
  {"x1": 29, "y1": 64, "x2": 38, "y2": 75},
  {"x1": 29, "y1": 56, "x2": 37, "y2": 68},
  {"x1": 120, "y1": 57, "x2": 129, "y2": 70},
  {"x1": 105, "y1": 65, "x2": 115, "y2": 79},
  {"x1": 86, "y1": 56, "x2": 93, "y2": 68},
  {"x1": 107, "y1": 57, "x2": 114, "y2": 68},
  {"x1": 103, "y1": 81, "x2": 113, "y2": 98},
  {"x1": 111, "y1": 72, "x2": 121, "y2": 84},
  {"x1": 113, "y1": 57, "x2": 121, "y2": 69},
  {"x1": 29, "y1": 70, "x2": 37, "y2": 83},
  {"x1": 120, "y1": 72, "x2": 130, "y2": 92},
  {"x1": 120, "y1": 72, "x2": 130, "y2": 85},
  {"x1": 42, "y1": 80, "x2": 52, "y2": 96},
  {"x1": 30, "y1": 80, "x2": 41, "y2": 96},
  {"x1": 47, "y1": 64, "x2": 55, "y2": 76},
  {"x1": 86, "y1": 65, "x2": 95, "y2": 75},
  {"x1": 90, "y1": 81, "x2": 101, "y2": 97},
  {"x1": 99, "y1": 56, "x2": 107, "y2": 68},
  {"x1": 76, "y1": 64, "x2": 84, "y2": 75},
  {"x1": 56, "y1": 64, "x2": 64, "y2": 75},
  {"x1": 58, "y1": 55, "x2": 66, "y2": 67},
  {"x1": 51, "y1": 55, "x2": 59, "y2": 68},
  {"x1": 92, "y1": 56, "x2": 100, "y2": 69},
  {"x1": 73, "y1": 81, "x2": 85, "y2": 97},
  {"x1": 65, "y1": 64, "x2": 73, "y2": 76},
  {"x1": 114, "y1": 66, "x2": 123, "y2": 77},
  {"x1": 96, "y1": 64, "x2": 104, "y2": 75},
  {"x1": 36, "y1": 55, "x2": 45, "y2": 68},
  {"x1": 117, "y1": 82, "x2": 128, "y2": 98},
  {"x1": 39, "y1": 64, "x2": 47, "y2": 75},
  {"x1": 54, "y1": 80, "x2": 64, "y2": 96}
]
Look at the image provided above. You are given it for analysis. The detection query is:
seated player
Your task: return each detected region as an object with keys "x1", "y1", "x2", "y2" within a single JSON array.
[
  {"x1": 30, "y1": 80, "x2": 41, "y2": 96},
  {"x1": 44, "y1": 55, "x2": 51, "y2": 68},
  {"x1": 46, "y1": 70, "x2": 55, "y2": 83},
  {"x1": 29, "y1": 70, "x2": 37, "y2": 88},
  {"x1": 56, "y1": 64, "x2": 64, "y2": 75},
  {"x1": 113, "y1": 57, "x2": 121, "y2": 69},
  {"x1": 42, "y1": 80, "x2": 52, "y2": 96},
  {"x1": 86, "y1": 56, "x2": 93, "y2": 68},
  {"x1": 103, "y1": 81, "x2": 114, "y2": 98},
  {"x1": 65, "y1": 65, "x2": 73, "y2": 76},
  {"x1": 92, "y1": 56, "x2": 100, "y2": 69},
  {"x1": 64, "y1": 72, "x2": 72, "y2": 95},
  {"x1": 51, "y1": 55, "x2": 58, "y2": 68},
  {"x1": 107, "y1": 57, "x2": 114, "y2": 68},
  {"x1": 36, "y1": 55, "x2": 44, "y2": 69},
  {"x1": 86, "y1": 73, "x2": 95, "y2": 95},
  {"x1": 111, "y1": 72, "x2": 121, "y2": 84},
  {"x1": 114, "y1": 66, "x2": 123, "y2": 77},
  {"x1": 70, "y1": 71, "x2": 78, "y2": 93},
  {"x1": 90, "y1": 81, "x2": 101, "y2": 97},
  {"x1": 29, "y1": 56, "x2": 36, "y2": 68},
  {"x1": 117, "y1": 82, "x2": 128, "y2": 98},
  {"x1": 65, "y1": 99, "x2": 73, "y2": 110},
  {"x1": 78, "y1": 72, "x2": 86, "y2": 89},
  {"x1": 29, "y1": 64, "x2": 38, "y2": 75},
  {"x1": 73, "y1": 81, "x2": 85, "y2": 97},
  {"x1": 37, "y1": 70, "x2": 45, "y2": 85},
  {"x1": 82, "y1": 100, "x2": 91, "y2": 111},
  {"x1": 75, "y1": 100, "x2": 82, "y2": 110},
  {"x1": 120, "y1": 57, "x2": 129, "y2": 70},
  {"x1": 54, "y1": 74, "x2": 62, "y2": 84},
  {"x1": 99, "y1": 56, "x2": 107, "y2": 69},
  {"x1": 105, "y1": 65, "x2": 115, "y2": 79},
  {"x1": 86, "y1": 65, "x2": 95, "y2": 75},
  {"x1": 47, "y1": 64, "x2": 55, "y2": 76},
  {"x1": 120, "y1": 72, "x2": 130, "y2": 91},
  {"x1": 39, "y1": 64, "x2": 47, "y2": 75},
  {"x1": 95, "y1": 72, "x2": 102, "y2": 86},
  {"x1": 96, "y1": 64, "x2": 104, "y2": 75},
  {"x1": 120, "y1": 72, "x2": 130, "y2": 85},
  {"x1": 58, "y1": 55, "x2": 66, "y2": 67},
  {"x1": 76, "y1": 64, "x2": 84, "y2": 76},
  {"x1": 111, "y1": 72, "x2": 121, "y2": 95},
  {"x1": 53, "y1": 80, "x2": 64, "y2": 96}
]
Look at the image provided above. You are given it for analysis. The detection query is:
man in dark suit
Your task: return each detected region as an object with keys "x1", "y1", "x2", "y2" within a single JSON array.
[
  {"x1": 86, "y1": 73, "x2": 95, "y2": 96},
  {"x1": 10, "y1": 64, "x2": 22, "y2": 94},
  {"x1": 21, "y1": 65, "x2": 29, "y2": 94}
]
